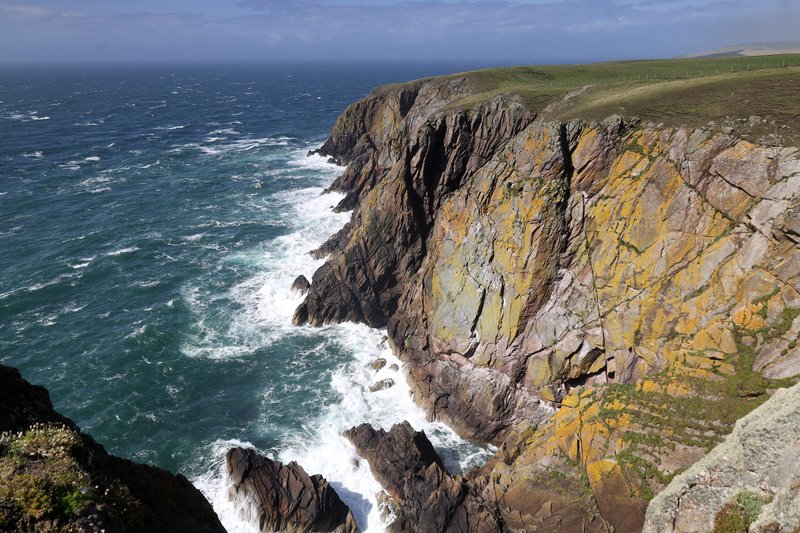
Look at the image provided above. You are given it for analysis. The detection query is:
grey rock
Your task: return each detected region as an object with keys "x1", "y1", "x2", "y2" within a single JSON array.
[{"x1": 643, "y1": 381, "x2": 800, "y2": 533}]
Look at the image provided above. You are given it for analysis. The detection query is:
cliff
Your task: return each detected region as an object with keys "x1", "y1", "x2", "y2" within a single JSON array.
[
  {"x1": 0, "y1": 365, "x2": 225, "y2": 533},
  {"x1": 297, "y1": 58, "x2": 800, "y2": 531}
]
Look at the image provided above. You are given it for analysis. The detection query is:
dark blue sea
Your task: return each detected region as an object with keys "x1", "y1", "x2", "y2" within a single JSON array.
[{"x1": 0, "y1": 63, "x2": 493, "y2": 531}]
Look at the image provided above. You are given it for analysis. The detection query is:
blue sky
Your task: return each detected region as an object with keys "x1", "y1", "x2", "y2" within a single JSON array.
[{"x1": 0, "y1": 0, "x2": 797, "y2": 63}]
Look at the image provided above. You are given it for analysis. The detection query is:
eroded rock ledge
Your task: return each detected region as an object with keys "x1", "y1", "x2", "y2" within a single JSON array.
[{"x1": 297, "y1": 72, "x2": 800, "y2": 531}]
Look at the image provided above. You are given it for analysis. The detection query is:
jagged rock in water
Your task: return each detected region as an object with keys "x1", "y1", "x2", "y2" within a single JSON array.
[
  {"x1": 343, "y1": 422, "x2": 502, "y2": 532},
  {"x1": 343, "y1": 422, "x2": 443, "y2": 499},
  {"x1": 226, "y1": 447, "x2": 358, "y2": 533},
  {"x1": 0, "y1": 365, "x2": 225, "y2": 533},
  {"x1": 369, "y1": 378, "x2": 395, "y2": 392},
  {"x1": 370, "y1": 358, "x2": 387, "y2": 370},
  {"x1": 644, "y1": 381, "x2": 800, "y2": 533},
  {"x1": 291, "y1": 275, "x2": 311, "y2": 294}
]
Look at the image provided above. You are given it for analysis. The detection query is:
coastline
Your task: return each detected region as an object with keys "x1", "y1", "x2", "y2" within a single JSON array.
[{"x1": 191, "y1": 154, "x2": 494, "y2": 533}]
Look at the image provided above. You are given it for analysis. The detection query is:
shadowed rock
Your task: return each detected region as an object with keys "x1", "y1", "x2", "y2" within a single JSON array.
[
  {"x1": 226, "y1": 447, "x2": 358, "y2": 533},
  {"x1": 343, "y1": 422, "x2": 443, "y2": 500},
  {"x1": 292, "y1": 302, "x2": 309, "y2": 326},
  {"x1": 343, "y1": 422, "x2": 502, "y2": 532},
  {"x1": 291, "y1": 275, "x2": 311, "y2": 294}
]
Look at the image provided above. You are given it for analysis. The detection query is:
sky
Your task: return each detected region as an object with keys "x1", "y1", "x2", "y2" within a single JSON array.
[{"x1": 0, "y1": 0, "x2": 798, "y2": 64}]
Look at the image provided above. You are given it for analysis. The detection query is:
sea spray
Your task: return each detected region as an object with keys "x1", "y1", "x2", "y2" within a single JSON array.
[{"x1": 191, "y1": 152, "x2": 493, "y2": 533}]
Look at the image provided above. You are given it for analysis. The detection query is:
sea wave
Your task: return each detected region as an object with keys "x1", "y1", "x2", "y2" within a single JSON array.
[{"x1": 187, "y1": 154, "x2": 490, "y2": 532}]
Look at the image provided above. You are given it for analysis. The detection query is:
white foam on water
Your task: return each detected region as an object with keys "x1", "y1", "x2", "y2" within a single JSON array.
[
  {"x1": 208, "y1": 127, "x2": 239, "y2": 136},
  {"x1": 275, "y1": 323, "x2": 496, "y2": 531},
  {"x1": 193, "y1": 439, "x2": 261, "y2": 533},
  {"x1": 288, "y1": 152, "x2": 343, "y2": 172},
  {"x1": 189, "y1": 152, "x2": 493, "y2": 532},
  {"x1": 105, "y1": 246, "x2": 139, "y2": 257},
  {"x1": 68, "y1": 260, "x2": 92, "y2": 269},
  {"x1": 22, "y1": 151, "x2": 44, "y2": 158}
]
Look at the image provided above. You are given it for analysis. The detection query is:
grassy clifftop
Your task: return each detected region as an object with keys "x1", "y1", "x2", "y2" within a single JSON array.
[{"x1": 407, "y1": 54, "x2": 800, "y2": 145}]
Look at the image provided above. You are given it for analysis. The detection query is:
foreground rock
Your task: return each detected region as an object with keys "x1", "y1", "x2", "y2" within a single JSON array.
[
  {"x1": 0, "y1": 365, "x2": 225, "y2": 533},
  {"x1": 644, "y1": 381, "x2": 800, "y2": 532},
  {"x1": 344, "y1": 422, "x2": 502, "y2": 532},
  {"x1": 226, "y1": 447, "x2": 358, "y2": 533}
]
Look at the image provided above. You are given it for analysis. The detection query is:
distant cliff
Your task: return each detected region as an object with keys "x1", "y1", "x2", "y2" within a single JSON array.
[
  {"x1": 297, "y1": 63, "x2": 800, "y2": 531},
  {"x1": 0, "y1": 365, "x2": 225, "y2": 533}
]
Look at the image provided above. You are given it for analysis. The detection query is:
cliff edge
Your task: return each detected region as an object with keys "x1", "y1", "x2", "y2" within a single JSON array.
[
  {"x1": 0, "y1": 365, "x2": 226, "y2": 533},
  {"x1": 297, "y1": 57, "x2": 800, "y2": 531}
]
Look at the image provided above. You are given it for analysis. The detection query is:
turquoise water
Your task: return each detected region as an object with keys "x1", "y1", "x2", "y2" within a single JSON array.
[{"x1": 0, "y1": 64, "x2": 492, "y2": 531}]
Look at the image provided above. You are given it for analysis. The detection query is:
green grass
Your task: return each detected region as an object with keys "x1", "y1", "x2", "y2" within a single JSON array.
[
  {"x1": 0, "y1": 424, "x2": 95, "y2": 530},
  {"x1": 415, "y1": 54, "x2": 800, "y2": 145},
  {"x1": 713, "y1": 491, "x2": 769, "y2": 533}
]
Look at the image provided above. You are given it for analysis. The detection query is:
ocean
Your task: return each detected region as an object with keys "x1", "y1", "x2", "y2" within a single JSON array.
[{"x1": 0, "y1": 63, "x2": 493, "y2": 532}]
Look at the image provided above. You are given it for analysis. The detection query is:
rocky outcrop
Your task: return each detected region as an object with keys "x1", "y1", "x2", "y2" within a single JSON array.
[
  {"x1": 643, "y1": 381, "x2": 800, "y2": 532},
  {"x1": 343, "y1": 422, "x2": 502, "y2": 533},
  {"x1": 291, "y1": 275, "x2": 312, "y2": 294},
  {"x1": 0, "y1": 365, "x2": 226, "y2": 533},
  {"x1": 226, "y1": 447, "x2": 358, "y2": 533},
  {"x1": 299, "y1": 72, "x2": 800, "y2": 530}
]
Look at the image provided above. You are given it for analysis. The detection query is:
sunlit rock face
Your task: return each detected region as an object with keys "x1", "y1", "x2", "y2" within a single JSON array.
[{"x1": 299, "y1": 73, "x2": 800, "y2": 531}]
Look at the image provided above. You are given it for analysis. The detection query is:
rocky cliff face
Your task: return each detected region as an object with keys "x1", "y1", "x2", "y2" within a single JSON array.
[
  {"x1": 0, "y1": 365, "x2": 226, "y2": 533},
  {"x1": 297, "y1": 74, "x2": 800, "y2": 531}
]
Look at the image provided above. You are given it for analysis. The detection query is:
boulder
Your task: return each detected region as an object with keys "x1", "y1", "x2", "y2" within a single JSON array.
[
  {"x1": 291, "y1": 275, "x2": 311, "y2": 294},
  {"x1": 226, "y1": 447, "x2": 358, "y2": 533},
  {"x1": 369, "y1": 378, "x2": 395, "y2": 392},
  {"x1": 370, "y1": 358, "x2": 387, "y2": 370}
]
